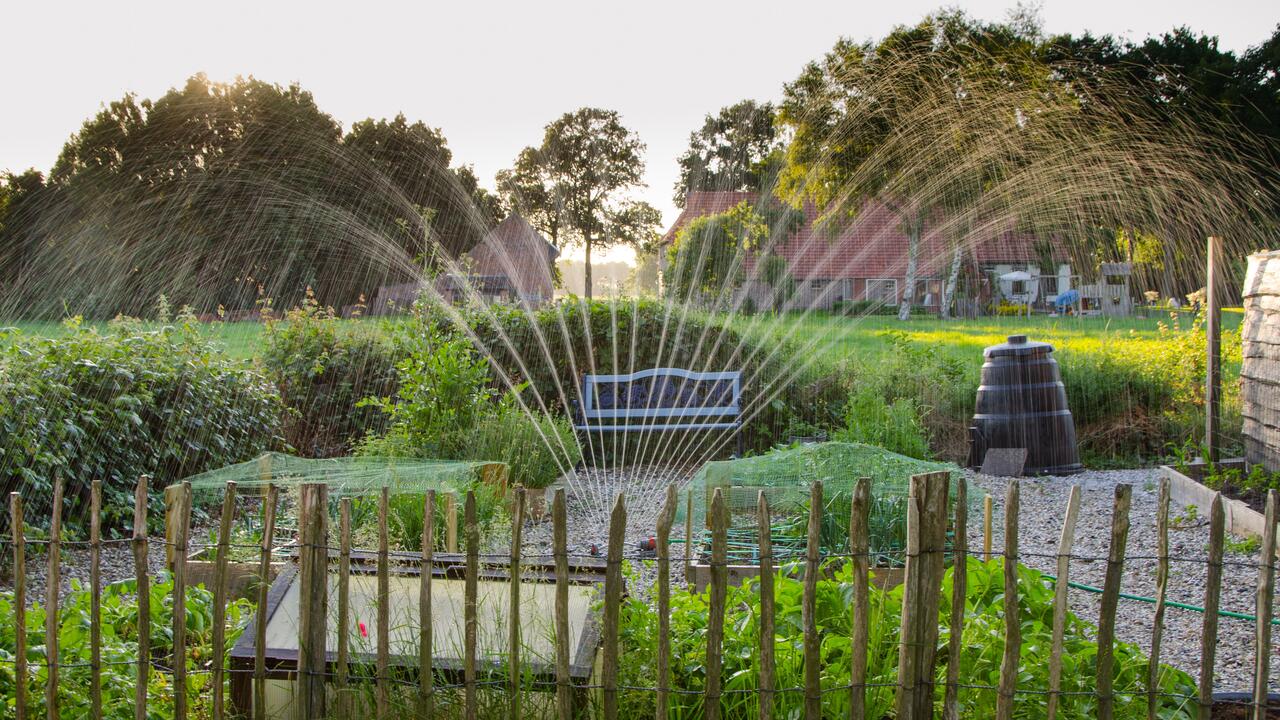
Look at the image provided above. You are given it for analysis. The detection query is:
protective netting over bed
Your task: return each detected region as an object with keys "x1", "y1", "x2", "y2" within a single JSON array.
[
  {"x1": 182, "y1": 452, "x2": 496, "y2": 498},
  {"x1": 675, "y1": 442, "x2": 972, "y2": 564}
]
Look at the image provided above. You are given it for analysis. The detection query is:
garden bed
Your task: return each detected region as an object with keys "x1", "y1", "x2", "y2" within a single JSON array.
[{"x1": 1159, "y1": 459, "x2": 1278, "y2": 546}]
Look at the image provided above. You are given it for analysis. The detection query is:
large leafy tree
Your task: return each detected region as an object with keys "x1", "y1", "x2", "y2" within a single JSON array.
[
  {"x1": 498, "y1": 108, "x2": 660, "y2": 298},
  {"x1": 673, "y1": 99, "x2": 782, "y2": 207},
  {"x1": 664, "y1": 200, "x2": 802, "y2": 307}
]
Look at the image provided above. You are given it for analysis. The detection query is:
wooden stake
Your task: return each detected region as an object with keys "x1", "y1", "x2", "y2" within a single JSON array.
[
  {"x1": 1047, "y1": 485, "x2": 1082, "y2": 720},
  {"x1": 684, "y1": 490, "x2": 694, "y2": 578},
  {"x1": 802, "y1": 481, "x2": 822, "y2": 720},
  {"x1": 446, "y1": 493, "x2": 458, "y2": 554},
  {"x1": 132, "y1": 478, "x2": 150, "y2": 720},
  {"x1": 756, "y1": 491, "x2": 775, "y2": 720},
  {"x1": 602, "y1": 494, "x2": 626, "y2": 719},
  {"x1": 212, "y1": 481, "x2": 237, "y2": 720},
  {"x1": 11, "y1": 494, "x2": 26, "y2": 720},
  {"x1": 254, "y1": 484, "x2": 278, "y2": 720},
  {"x1": 984, "y1": 493, "x2": 994, "y2": 560},
  {"x1": 508, "y1": 487, "x2": 526, "y2": 720},
  {"x1": 1097, "y1": 484, "x2": 1133, "y2": 720},
  {"x1": 1149, "y1": 478, "x2": 1171, "y2": 720},
  {"x1": 895, "y1": 472, "x2": 950, "y2": 718},
  {"x1": 171, "y1": 481, "x2": 192, "y2": 720},
  {"x1": 337, "y1": 498, "x2": 352, "y2": 719},
  {"x1": 1206, "y1": 235, "x2": 1222, "y2": 464},
  {"x1": 944, "y1": 475, "x2": 968, "y2": 720},
  {"x1": 377, "y1": 486, "x2": 390, "y2": 719},
  {"x1": 89, "y1": 480, "x2": 103, "y2": 720},
  {"x1": 707, "y1": 487, "x2": 729, "y2": 720},
  {"x1": 419, "y1": 490, "x2": 435, "y2": 718},
  {"x1": 464, "y1": 491, "x2": 479, "y2": 720},
  {"x1": 46, "y1": 475, "x2": 63, "y2": 720},
  {"x1": 1199, "y1": 494, "x2": 1225, "y2": 720},
  {"x1": 1253, "y1": 490, "x2": 1278, "y2": 720},
  {"x1": 849, "y1": 478, "x2": 871, "y2": 720},
  {"x1": 296, "y1": 483, "x2": 328, "y2": 720},
  {"x1": 657, "y1": 486, "x2": 677, "y2": 720},
  {"x1": 995, "y1": 480, "x2": 1020, "y2": 720},
  {"x1": 552, "y1": 489, "x2": 571, "y2": 720}
]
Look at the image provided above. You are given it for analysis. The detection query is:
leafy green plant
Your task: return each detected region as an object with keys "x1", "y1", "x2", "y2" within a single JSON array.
[
  {"x1": 0, "y1": 312, "x2": 283, "y2": 534},
  {"x1": 0, "y1": 575, "x2": 253, "y2": 720}
]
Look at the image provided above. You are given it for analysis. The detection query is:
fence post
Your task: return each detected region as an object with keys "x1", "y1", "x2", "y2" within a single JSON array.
[
  {"x1": 11, "y1": 494, "x2": 26, "y2": 720},
  {"x1": 553, "y1": 489, "x2": 572, "y2": 720},
  {"x1": 1254, "y1": 490, "x2": 1278, "y2": 720},
  {"x1": 943, "y1": 475, "x2": 968, "y2": 720},
  {"x1": 254, "y1": 484, "x2": 278, "y2": 720},
  {"x1": 163, "y1": 483, "x2": 181, "y2": 569},
  {"x1": 337, "y1": 498, "x2": 352, "y2": 719},
  {"x1": 171, "y1": 481, "x2": 192, "y2": 720},
  {"x1": 1199, "y1": 494, "x2": 1225, "y2": 720},
  {"x1": 984, "y1": 493, "x2": 994, "y2": 560},
  {"x1": 849, "y1": 478, "x2": 871, "y2": 720},
  {"x1": 602, "y1": 494, "x2": 626, "y2": 720},
  {"x1": 685, "y1": 490, "x2": 694, "y2": 579},
  {"x1": 296, "y1": 482, "x2": 329, "y2": 720},
  {"x1": 1206, "y1": 235, "x2": 1222, "y2": 463},
  {"x1": 657, "y1": 486, "x2": 677, "y2": 720},
  {"x1": 1097, "y1": 485, "x2": 1132, "y2": 720},
  {"x1": 1149, "y1": 478, "x2": 1171, "y2": 720},
  {"x1": 377, "y1": 487, "x2": 390, "y2": 719},
  {"x1": 212, "y1": 481, "x2": 237, "y2": 720},
  {"x1": 419, "y1": 490, "x2": 435, "y2": 718},
  {"x1": 464, "y1": 490, "x2": 479, "y2": 720},
  {"x1": 706, "y1": 487, "x2": 729, "y2": 720},
  {"x1": 1047, "y1": 484, "x2": 1082, "y2": 720},
  {"x1": 132, "y1": 478, "x2": 149, "y2": 720},
  {"x1": 46, "y1": 474, "x2": 63, "y2": 720},
  {"x1": 90, "y1": 480, "x2": 103, "y2": 720},
  {"x1": 446, "y1": 493, "x2": 459, "y2": 554},
  {"x1": 757, "y1": 492, "x2": 775, "y2": 720},
  {"x1": 995, "y1": 480, "x2": 1020, "y2": 720},
  {"x1": 803, "y1": 481, "x2": 822, "y2": 720},
  {"x1": 895, "y1": 471, "x2": 950, "y2": 718},
  {"x1": 508, "y1": 487, "x2": 526, "y2": 720}
]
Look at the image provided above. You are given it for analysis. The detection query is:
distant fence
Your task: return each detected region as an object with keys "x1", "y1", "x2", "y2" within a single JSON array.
[{"x1": 5, "y1": 472, "x2": 1278, "y2": 720}]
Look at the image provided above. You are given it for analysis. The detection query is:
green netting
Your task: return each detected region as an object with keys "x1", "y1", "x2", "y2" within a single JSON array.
[
  {"x1": 182, "y1": 452, "x2": 494, "y2": 498},
  {"x1": 675, "y1": 442, "x2": 973, "y2": 565}
]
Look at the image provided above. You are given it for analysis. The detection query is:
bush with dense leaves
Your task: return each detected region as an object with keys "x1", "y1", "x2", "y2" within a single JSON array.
[{"x1": 0, "y1": 316, "x2": 283, "y2": 533}]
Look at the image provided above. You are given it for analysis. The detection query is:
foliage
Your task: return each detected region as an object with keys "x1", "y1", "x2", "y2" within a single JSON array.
[
  {"x1": 673, "y1": 99, "x2": 782, "y2": 207},
  {"x1": 0, "y1": 312, "x2": 283, "y2": 533},
  {"x1": 260, "y1": 292, "x2": 406, "y2": 457},
  {"x1": 832, "y1": 300, "x2": 930, "y2": 317},
  {"x1": 348, "y1": 482, "x2": 509, "y2": 553},
  {"x1": 834, "y1": 385, "x2": 933, "y2": 460},
  {"x1": 617, "y1": 559, "x2": 1196, "y2": 719},
  {"x1": 463, "y1": 399, "x2": 580, "y2": 489},
  {"x1": 0, "y1": 575, "x2": 254, "y2": 720},
  {"x1": 663, "y1": 200, "x2": 804, "y2": 306}
]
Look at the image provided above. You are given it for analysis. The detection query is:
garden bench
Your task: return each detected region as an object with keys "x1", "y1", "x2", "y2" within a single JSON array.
[{"x1": 572, "y1": 368, "x2": 744, "y2": 457}]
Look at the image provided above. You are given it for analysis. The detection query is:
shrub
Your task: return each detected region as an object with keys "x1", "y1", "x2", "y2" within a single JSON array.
[
  {"x1": 464, "y1": 399, "x2": 580, "y2": 489},
  {"x1": 0, "y1": 315, "x2": 283, "y2": 533},
  {"x1": 833, "y1": 385, "x2": 933, "y2": 459},
  {"x1": 260, "y1": 293, "x2": 406, "y2": 457},
  {"x1": 833, "y1": 299, "x2": 931, "y2": 317}
]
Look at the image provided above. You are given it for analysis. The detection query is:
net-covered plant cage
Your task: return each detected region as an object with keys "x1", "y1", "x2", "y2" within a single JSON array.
[{"x1": 674, "y1": 443, "x2": 974, "y2": 588}]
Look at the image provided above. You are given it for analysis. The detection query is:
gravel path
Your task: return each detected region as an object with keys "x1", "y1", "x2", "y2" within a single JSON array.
[{"x1": 965, "y1": 467, "x2": 1277, "y2": 693}]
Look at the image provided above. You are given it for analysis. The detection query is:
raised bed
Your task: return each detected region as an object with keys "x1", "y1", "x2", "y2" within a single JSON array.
[
  {"x1": 1159, "y1": 459, "x2": 1277, "y2": 546},
  {"x1": 688, "y1": 555, "x2": 903, "y2": 593}
]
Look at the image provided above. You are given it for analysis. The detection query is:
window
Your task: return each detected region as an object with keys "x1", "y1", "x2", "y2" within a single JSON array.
[
  {"x1": 865, "y1": 278, "x2": 898, "y2": 304},
  {"x1": 1011, "y1": 280, "x2": 1027, "y2": 294}
]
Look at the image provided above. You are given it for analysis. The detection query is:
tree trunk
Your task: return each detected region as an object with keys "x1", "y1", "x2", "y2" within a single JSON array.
[
  {"x1": 584, "y1": 239, "x2": 593, "y2": 300},
  {"x1": 899, "y1": 216, "x2": 921, "y2": 321},
  {"x1": 941, "y1": 242, "x2": 963, "y2": 320}
]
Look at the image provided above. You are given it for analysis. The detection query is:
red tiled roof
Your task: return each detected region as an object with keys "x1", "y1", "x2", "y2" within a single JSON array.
[{"x1": 663, "y1": 191, "x2": 1064, "y2": 281}]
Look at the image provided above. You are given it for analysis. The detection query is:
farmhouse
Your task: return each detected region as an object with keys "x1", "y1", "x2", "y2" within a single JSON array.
[
  {"x1": 369, "y1": 213, "x2": 558, "y2": 313},
  {"x1": 660, "y1": 190, "x2": 1079, "y2": 314}
]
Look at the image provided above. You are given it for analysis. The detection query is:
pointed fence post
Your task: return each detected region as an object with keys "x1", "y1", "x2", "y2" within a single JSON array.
[
  {"x1": 419, "y1": 490, "x2": 435, "y2": 717},
  {"x1": 254, "y1": 484, "x2": 278, "y2": 720},
  {"x1": 212, "y1": 481, "x2": 237, "y2": 720},
  {"x1": 46, "y1": 475, "x2": 63, "y2": 720},
  {"x1": 657, "y1": 486, "x2": 677, "y2": 720},
  {"x1": 337, "y1": 498, "x2": 353, "y2": 719},
  {"x1": 602, "y1": 494, "x2": 626, "y2": 720},
  {"x1": 1149, "y1": 478, "x2": 1171, "y2": 720},
  {"x1": 943, "y1": 475, "x2": 968, "y2": 720},
  {"x1": 706, "y1": 488, "x2": 729, "y2": 720},
  {"x1": 464, "y1": 491, "x2": 479, "y2": 720},
  {"x1": 171, "y1": 481, "x2": 192, "y2": 720},
  {"x1": 757, "y1": 492, "x2": 776, "y2": 720},
  {"x1": 11, "y1": 494, "x2": 26, "y2": 720},
  {"x1": 1206, "y1": 235, "x2": 1222, "y2": 463},
  {"x1": 296, "y1": 483, "x2": 329, "y2": 720},
  {"x1": 1199, "y1": 495, "x2": 1225, "y2": 720},
  {"x1": 1097, "y1": 485, "x2": 1132, "y2": 720},
  {"x1": 1254, "y1": 490, "x2": 1278, "y2": 720},
  {"x1": 1047, "y1": 485, "x2": 1082, "y2": 720},
  {"x1": 803, "y1": 481, "x2": 822, "y2": 720},
  {"x1": 132, "y1": 478, "x2": 150, "y2": 720},
  {"x1": 849, "y1": 478, "x2": 871, "y2": 720},
  {"x1": 996, "y1": 480, "x2": 1020, "y2": 720},
  {"x1": 895, "y1": 471, "x2": 950, "y2": 718},
  {"x1": 553, "y1": 489, "x2": 572, "y2": 720},
  {"x1": 376, "y1": 487, "x2": 390, "y2": 719},
  {"x1": 508, "y1": 487, "x2": 526, "y2": 720},
  {"x1": 90, "y1": 480, "x2": 103, "y2": 720}
]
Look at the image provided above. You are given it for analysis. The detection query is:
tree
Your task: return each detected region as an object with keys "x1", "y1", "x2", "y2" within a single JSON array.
[
  {"x1": 673, "y1": 100, "x2": 782, "y2": 207},
  {"x1": 498, "y1": 108, "x2": 658, "y2": 298},
  {"x1": 664, "y1": 200, "x2": 802, "y2": 307}
]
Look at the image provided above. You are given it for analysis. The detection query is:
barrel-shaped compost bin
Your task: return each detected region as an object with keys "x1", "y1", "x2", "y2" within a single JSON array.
[{"x1": 968, "y1": 334, "x2": 1082, "y2": 476}]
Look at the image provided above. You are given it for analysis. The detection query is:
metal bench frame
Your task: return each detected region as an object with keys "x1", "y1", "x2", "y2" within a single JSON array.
[{"x1": 572, "y1": 368, "x2": 743, "y2": 456}]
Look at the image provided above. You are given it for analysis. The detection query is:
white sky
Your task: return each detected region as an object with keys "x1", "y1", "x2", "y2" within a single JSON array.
[{"x1": 2, "y1": 0, "x2": 1276, "y2": 265}]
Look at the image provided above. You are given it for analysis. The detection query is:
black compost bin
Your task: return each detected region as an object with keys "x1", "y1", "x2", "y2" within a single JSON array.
[{"x1": 968, "y1": 334, "x2": 1083, "y2": 475}]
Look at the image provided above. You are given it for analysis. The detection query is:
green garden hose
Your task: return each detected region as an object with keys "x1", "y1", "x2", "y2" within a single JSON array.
[{"x1": 1041, "y1": 573, "x2": 1280, "y2": 626}]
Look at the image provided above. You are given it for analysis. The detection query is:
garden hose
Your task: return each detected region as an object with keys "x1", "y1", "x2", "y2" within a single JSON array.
[{"x1": 1041, "y1": 573, "x2": 1280, "y2": 626}]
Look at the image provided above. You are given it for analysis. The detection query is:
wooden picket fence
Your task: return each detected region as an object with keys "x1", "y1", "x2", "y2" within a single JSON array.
[{"x1": 6, "y1": 471, "x2": 1279, "y2": 720}]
